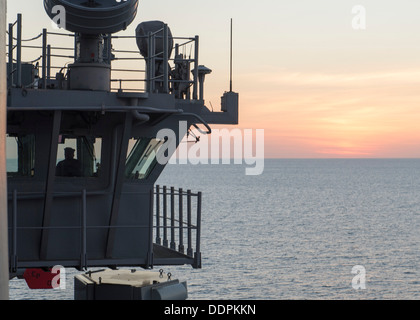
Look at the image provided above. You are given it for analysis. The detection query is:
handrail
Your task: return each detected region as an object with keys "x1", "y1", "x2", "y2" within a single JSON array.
[
  {"x1": 6, "y1": 31, "x2": 42, "y2": 42},
  {"x1": 46, "y1": 31, "x2": 75, "y2": 37},
  {"x1": 154, "y1": 185, "x2": 202, "y2": 267},
  {"x1": 6, "y1": 13, "x2": 206, "y2": 101}
]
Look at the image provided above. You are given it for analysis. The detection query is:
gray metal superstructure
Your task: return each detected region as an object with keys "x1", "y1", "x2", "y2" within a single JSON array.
[{"x1": 5, "y1": 0, "x2": 238, "y2": 286}]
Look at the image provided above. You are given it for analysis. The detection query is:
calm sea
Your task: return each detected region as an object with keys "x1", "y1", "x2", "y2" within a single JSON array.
[{"x1": 8, "y1": 159, "x2": 420, "y2": 300}]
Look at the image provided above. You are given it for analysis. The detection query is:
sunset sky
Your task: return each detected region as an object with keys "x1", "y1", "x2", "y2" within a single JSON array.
[{"x1": 7, "y1": 0, "x2": 420, "y2": 158}]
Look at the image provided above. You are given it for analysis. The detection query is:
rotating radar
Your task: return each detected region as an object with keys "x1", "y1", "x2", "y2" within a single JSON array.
[{"x1": 43, "y1": 0, "x2": 139, "y2": 34}]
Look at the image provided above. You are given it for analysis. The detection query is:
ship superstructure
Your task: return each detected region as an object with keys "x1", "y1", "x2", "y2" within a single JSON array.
[{"x1": 4, "y1": 0, "x2": 238, "y2": 299}]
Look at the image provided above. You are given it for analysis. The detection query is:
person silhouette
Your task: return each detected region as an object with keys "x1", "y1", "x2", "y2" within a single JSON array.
[{"x1": 56, "y1": 147, "x2": 82, "y2": 177}]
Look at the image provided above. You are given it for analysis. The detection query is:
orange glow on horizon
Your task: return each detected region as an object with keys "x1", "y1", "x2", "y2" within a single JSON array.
[
  {"x1": 8, "y1": 1, "x2": 420, "y2": 159},
  {"x1": 208, "y1": 68, "x2": 420, "y2": 159}
]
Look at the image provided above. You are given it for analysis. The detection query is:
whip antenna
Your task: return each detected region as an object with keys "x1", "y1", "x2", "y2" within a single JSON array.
[{"x1": 230, "y1": 18, "x2": 233, "y2": 92}]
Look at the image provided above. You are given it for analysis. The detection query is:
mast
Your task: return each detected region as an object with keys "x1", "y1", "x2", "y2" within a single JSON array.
[
  {"x1": 0, "y1": 0, "x2": 9, "y2": 300},
  {"x1": 229, "y1": 18, "x2": 233, "y2": 92}
]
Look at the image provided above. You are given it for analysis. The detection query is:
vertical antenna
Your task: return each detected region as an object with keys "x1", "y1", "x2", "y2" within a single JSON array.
[{"x1": 230, "y1": 18, "x2": 233, "y2": 92}]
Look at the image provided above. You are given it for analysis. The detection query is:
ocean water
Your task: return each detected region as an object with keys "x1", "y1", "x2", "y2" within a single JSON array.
[{"x1": 8, "y1": 159, "x2": 420, "y2": 300}]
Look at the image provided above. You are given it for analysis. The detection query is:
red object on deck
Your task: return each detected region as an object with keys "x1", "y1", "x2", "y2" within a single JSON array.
[{"x1": 23, "y1": 268, "x2": 60, "y2": 289}]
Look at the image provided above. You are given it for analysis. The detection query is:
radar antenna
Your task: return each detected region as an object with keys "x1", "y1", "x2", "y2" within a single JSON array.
[
  {"x1": 43, "y1": 0, "x2": 139, "y2": 34},
  {"x1": 230, "y1": 18, "x2": 233, "y2": 92}
]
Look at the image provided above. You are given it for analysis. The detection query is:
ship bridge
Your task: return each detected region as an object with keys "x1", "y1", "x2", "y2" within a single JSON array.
[{"x1": 5, "y1": 0, "x2": 238, "y2": 276}]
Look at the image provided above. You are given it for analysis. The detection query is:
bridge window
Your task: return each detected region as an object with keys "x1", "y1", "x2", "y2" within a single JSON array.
[
  {"x1": 6, "y1": 134, "x2": 36, "y2": 177},
  {"x1": 125, "y1": 137, "x2": 165, "y2": 180},
  {"x1": 56, "y1": 135, "x2": 102, "y2": 177}
]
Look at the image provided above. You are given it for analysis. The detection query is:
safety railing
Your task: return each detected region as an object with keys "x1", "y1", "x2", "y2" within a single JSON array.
[
  {"x1": 110, "y1": 28, "x2": 199, "y2": 97},
  {"x1": 40, "y1": 30, "x2": 75, "y2": 89},
  {"x1": 6, "y1": 14, "x2": 201, "y2": 98},
  {"x1": 8, "y1": 185, "x2": 202, "y2": 271},
  {"x1": 154, "y1": 185, "x2": 202, "y2": 268},
  {"x1": 7, "y1": 15, "x2": 75, "y2": 90}
]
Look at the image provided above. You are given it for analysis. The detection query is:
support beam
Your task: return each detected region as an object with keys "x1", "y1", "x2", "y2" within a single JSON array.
[
  {"x1": 105, "y1": 112, "x2": 133, "y2": 258},
  {"x1": 40, "y1": 110, "x2": 62, "y2": 260}
]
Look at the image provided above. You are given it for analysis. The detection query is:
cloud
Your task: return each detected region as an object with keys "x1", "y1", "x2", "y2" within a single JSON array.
[{"x1": 233, "y1": 68, "x2": 420, "y2": 157}]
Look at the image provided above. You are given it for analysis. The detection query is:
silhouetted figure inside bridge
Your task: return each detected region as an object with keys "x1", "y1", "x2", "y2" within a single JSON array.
[{"x1": 56, "y1": 147, "x2": 82, "y2": 177}]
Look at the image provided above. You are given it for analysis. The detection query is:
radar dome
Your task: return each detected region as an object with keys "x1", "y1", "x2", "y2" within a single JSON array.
[{"x1": 43, "y1": 0, "x2": 139, "y2": 34}]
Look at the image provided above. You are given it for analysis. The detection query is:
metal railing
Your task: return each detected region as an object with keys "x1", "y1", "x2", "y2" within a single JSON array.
[
  {"x1": 8, "y1": 185, "x2": 202, "y2": 271},
  {"x1": 110, "y1": 29, "x2": 199, "y2": 96},
  {"x1": 6, "y1": 14, "x2": 201, "y2": 98},
  {"x1": 7, "y1": 17, "x2": 75, "y2": 89},
  {"x1": 154, "y1": 185, "x2": 202, "y2": 268}
]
